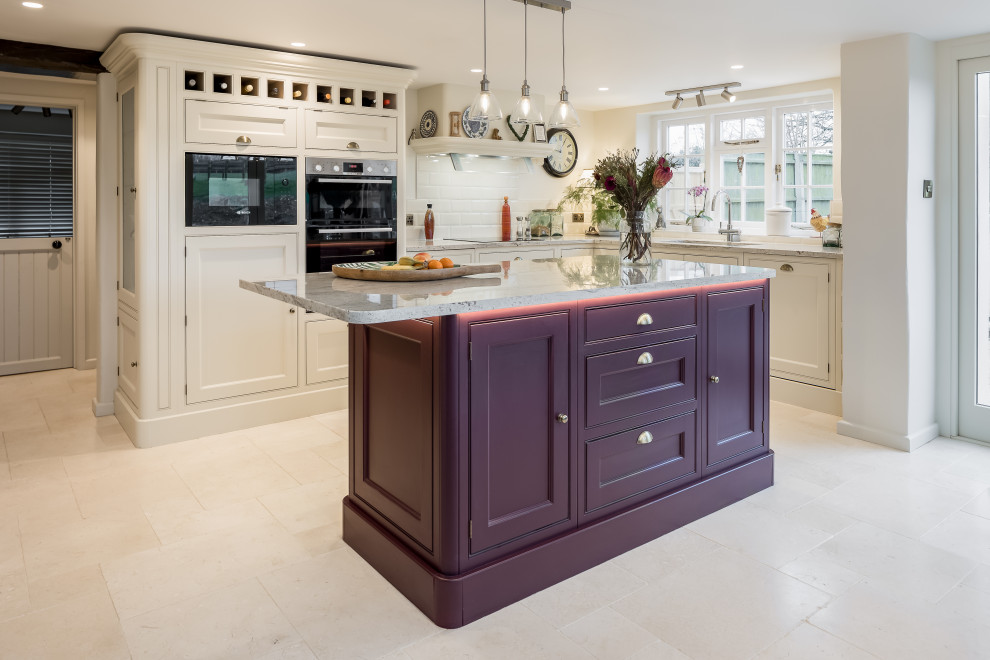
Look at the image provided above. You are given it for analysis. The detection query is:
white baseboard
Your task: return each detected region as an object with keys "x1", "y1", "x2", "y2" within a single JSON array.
[
  {"x1": 836, "y1": 420, "x2": 940, "y2": 452},
  {"x1": 770, "y1": 377, "x2": 842, "y2": 415},
  {"x1": 91, "y1": 398, "x2": 114, "y2": 417},
  {"x1": 114, "y1": 384, "x2": 349, "y2": 448}
]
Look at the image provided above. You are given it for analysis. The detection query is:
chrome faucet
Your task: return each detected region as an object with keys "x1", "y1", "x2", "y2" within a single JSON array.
[{"x1": 711, "y1": 190, "x2": 742, "y2": 243}]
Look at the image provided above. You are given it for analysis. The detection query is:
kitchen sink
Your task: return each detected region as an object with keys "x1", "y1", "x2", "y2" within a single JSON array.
[{"x1": 662, "y1": 238, "x2": 761, "y2": 247}]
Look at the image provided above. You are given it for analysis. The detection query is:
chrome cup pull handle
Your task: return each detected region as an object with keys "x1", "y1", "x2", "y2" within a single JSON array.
[
  {"x1": 637, "y1": 352, "x2": 653, "y2": 365},
  {"x1": 637, "y1": 313, "x2": 653, "y2": 326},
  {"x1": 637, "y1": 431, "x2": 654, "y2": 445}
]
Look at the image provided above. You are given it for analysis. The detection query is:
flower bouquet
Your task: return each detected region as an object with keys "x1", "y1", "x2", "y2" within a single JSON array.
[{"x1": 593, "y1": 149, "x2": 678, "y2": 264}]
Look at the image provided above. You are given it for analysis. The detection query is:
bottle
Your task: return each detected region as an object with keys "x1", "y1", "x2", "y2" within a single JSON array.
[
  {"x1": 424, "y1": 204, "x2": 435, "y2": 241},
  {"x1": 242, "y1": 83, "x2": 254, "y2": 94},
  {"x1": 501, "y1": 197, "x2": 512, "y2": 242},
  {"x1": 516, "y1": 216, "x2": 525, "y2": 240}
]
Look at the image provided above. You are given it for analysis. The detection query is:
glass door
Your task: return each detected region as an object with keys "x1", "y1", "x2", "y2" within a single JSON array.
[{"x1": 959, "y1": 56, "x2": 990, "y2": 442}]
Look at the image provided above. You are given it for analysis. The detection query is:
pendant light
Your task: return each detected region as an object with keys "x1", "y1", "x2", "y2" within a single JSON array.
[
  {"x1": 468, "y1": 0, "x2": 503, "y2": 121},
  {"x1": 548, "y1": 7, "x2": 580, "y2": 128},
  {"x1": 510, "y1": 0, "x2": 543, "y2": 126}
]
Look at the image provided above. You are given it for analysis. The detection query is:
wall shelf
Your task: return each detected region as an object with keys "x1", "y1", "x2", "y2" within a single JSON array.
[{"x1": 409, "y1": 137, "x2": 553, "y2": 159}]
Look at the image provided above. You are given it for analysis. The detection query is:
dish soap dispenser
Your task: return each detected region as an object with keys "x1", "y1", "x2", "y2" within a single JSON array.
[
  {"x1": 501, "y1": 196, "x2": 511, "y2": 242},
  {"x1": 424, "y1": 204, "x2": 435, "y2": 240}
]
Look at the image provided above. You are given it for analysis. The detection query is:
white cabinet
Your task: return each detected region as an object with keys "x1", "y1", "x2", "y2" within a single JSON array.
[
  {"x1": 559, "y1": 247, "x2": 596, "y2": 257},
  {"x1": 305, "y1": 110, "x2": 397, "y2": 153},
  {"x1": 653, "y1": 249, "x2": 740, "y2": 266},
  {"x1": 744, "y1": 254, "x2": 834, "y2": 387},
  {"x1": 306, "y1": 318, "x2": 348, "y2": 385},
  {"x1": 118, "y1": 307, "x2": 140, "y2": 407},
  {"x1": 185, "y1": 234, "x2": 299, "y2": 403},
  {"x1": 478, "y1": 246, "x2": 556, "y2": 261},
  {"x1": 425, "y1": 247, "x2": 476, "y2": 264},
  {"x1": 185, "y1": 99, "x2": 297, "y2": 148}
]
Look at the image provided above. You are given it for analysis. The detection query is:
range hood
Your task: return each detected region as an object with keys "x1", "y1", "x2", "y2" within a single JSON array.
[{"x1": 409, "y1": 137, "x2": 553, "y2": 173}]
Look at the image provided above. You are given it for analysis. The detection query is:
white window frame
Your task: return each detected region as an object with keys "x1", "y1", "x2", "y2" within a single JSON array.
[
  {"x1": 658, "y1": 116, "x2": 707, "y2": 225},
  {"x1": 711, "y1": 108, "x2": 771, "y2": 230},
  {"x1": 775, "y1": 102, "x2": 835, "y2": 227}
]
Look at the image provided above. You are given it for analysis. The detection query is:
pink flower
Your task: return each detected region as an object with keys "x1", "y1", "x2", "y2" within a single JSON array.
[
  {"x1": 604, "y1": 175, "x2": 616, "y2": 191},
  {"x1": 653, "y1": 165, "x2": 673, "y2": 189}
]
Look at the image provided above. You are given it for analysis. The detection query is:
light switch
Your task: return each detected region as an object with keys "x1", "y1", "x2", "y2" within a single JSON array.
[{"x1": 923, "y1": 180, "x2": 933, "y2": 198}]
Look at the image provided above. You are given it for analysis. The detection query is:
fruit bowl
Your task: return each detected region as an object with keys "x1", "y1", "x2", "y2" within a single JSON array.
[{"x1": 331, "y1": 261, "x2": 501, "y2": 282}]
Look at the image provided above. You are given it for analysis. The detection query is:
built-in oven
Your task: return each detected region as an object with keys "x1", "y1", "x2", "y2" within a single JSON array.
[
  {"x1": 305, "y1": 157, "x2": 397, "y2": 272},
  {"x1": 185, "y1": 153, "x2": 297, "y2": 227}
]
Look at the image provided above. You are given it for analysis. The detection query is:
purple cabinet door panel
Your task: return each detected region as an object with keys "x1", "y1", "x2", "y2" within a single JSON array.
[
  {"x1": 584, "y1": 294, "x2": 697, "y2": 344},
  {"x1": 583, "y1": 411, "x2": 698, "y2": 517},
  {"x1": 585, "y1": 338, "x2": 697, "y2": 429},
  {"x1": 706, "y1": 287, "x2": 767, "y2": 469},
  {"x1": 468, "y1": 311, "x2": 574, "y2": 557}
]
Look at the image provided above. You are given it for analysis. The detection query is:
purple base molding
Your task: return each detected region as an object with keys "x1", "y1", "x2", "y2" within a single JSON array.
[{"x1": 343, "y1": 450, "x2": 774, "y2": 629}]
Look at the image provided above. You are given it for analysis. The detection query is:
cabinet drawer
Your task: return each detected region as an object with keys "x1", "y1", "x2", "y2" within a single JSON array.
[
  {"x1": 305, "y1": 110, "x2": 397, "y2": 153},
  {"x1": 584, "y1": 412, "x2": 698, "y2": 516},
  {"x1": 185, "y1": 100, "x2": 297, "y2": 148},
  {"x1": 585, "y1": 337, "x2": 697, "y2": 429},
  {"x1": 585, "y1": 294, "x2": 696, "y2": 343}
]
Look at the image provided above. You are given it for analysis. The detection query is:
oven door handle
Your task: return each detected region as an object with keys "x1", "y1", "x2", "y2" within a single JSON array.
[
  {"x1": 315, "y1": 178, "x2": 395, "y2": 184},
  {"x1": 317, "y1": 227, "x2": 394, "y2": 234}
]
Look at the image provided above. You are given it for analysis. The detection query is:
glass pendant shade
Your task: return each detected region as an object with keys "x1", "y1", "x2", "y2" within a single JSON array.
[
  {"x1": 510, "y1": 84, "x2": 543, "y2": 125},
  {"x1": 468, "y1": 78, "x2": 503, "y2": 121},
  {"x1": 549, "y1": 88, "x2": 581, "y2": 128}
]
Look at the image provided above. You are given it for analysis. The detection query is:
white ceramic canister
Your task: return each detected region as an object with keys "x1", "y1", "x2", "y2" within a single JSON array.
[{"x1": 765, "y1": 207, "x2": 793, "y2": 236}]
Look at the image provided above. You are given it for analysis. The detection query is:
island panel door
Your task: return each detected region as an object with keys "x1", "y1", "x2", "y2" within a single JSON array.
[{"x1": 468, "y1": 310, "x2": 573, "y2": 557}]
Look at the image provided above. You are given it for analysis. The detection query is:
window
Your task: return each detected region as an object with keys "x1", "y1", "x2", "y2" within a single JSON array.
[
  {"x1": 660, "y1": 119, "x2": 706, "y2": 223},
  {"x1": 779, "y1": 105, "x2": 834, "y2": 222},
  {"x1": 718, "y1": 152, "x2": 766, "y2": 224},
  {"x1": 0, "y1": 105, "x2": 73, "y2": 238}
]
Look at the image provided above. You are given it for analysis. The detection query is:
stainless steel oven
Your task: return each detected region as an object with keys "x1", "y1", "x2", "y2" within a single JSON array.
[{"x1": 305, "y1": 157, "x2": 397, "y2": 272}]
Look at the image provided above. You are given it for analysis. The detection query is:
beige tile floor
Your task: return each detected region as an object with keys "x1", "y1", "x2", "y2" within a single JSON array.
[{"x1": 2, "y1": 368, "x2": 990, "y2": 659}]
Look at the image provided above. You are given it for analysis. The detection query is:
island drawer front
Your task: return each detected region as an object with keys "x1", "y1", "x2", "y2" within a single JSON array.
[
  {"x1": 584, "y1": 294, "x2": 697, "y2": 344},
  {"x1": 583, "y1": 412, "x2": 698, "y2": 516},
  {"x1": 585, "y1": 337, "x2": 697, "y2": 429}
]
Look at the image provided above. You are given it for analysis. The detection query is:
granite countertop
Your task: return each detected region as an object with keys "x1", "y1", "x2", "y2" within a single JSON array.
[{"x1": 240, "y1": 254, "x2": 775, "y2": 325}]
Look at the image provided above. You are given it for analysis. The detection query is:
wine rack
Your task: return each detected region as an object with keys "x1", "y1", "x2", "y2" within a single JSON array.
[
  {"x1": 340, "y1": 87, "x2": 355, "y2": 106},
  {"x1": 317, "y1": 85, "x2": 333, "y2": 104},
  {"x1": 240, "y1": 76, "x2": 259, "y2": 96},
  {"x1": 267, "y1": 79, "x2": 283, "y2": 99},
  {"x1": 361, "y1": 90, "x2": 377, "y2": 108},
  {"x1": 185, "y1": 71, "x2": 204, "y2": 91},
  {"x1": 292, "y1": 82, "x2": 308, "y2": 101},
  {"x1": 213, "y1": 74, "x2": 232, "y2": 94}
]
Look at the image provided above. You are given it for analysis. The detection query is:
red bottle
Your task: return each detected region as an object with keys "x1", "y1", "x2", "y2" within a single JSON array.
[
  {"x1": 424, "y1": 204, "x2": 435, "y2": 240},
  {"x1": 501, "y1": 196, "x2": 512, "y2": 242}
]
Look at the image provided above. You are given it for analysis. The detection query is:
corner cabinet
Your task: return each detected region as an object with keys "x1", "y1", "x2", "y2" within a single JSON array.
[{"x1": 342, "y1": 281, "x2": 773, "y2": 628}]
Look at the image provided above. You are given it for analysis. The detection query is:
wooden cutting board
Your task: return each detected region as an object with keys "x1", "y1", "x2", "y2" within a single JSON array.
[{"x1": 332, "y1": 261, "x2": 502, "y2": 282}]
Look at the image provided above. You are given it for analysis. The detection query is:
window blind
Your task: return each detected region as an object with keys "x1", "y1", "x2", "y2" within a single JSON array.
[{"x1": 0, "y1": 130, "x2": 73, "y2": 238}]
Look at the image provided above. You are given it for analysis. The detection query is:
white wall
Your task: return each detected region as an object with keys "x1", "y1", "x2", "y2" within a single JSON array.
[{"x1": 838, "y1": 34, "x2": 938, "y2": 450}]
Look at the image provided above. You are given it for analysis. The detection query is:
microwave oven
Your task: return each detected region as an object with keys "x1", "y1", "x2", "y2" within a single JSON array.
[{"x1": 185, "y1": 153, "x2": 297, "y2": 227}]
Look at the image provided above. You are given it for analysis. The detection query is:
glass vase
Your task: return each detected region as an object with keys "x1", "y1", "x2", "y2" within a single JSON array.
[{"x1": 619, "y1": 211, "x2": 652, "y2": 265}]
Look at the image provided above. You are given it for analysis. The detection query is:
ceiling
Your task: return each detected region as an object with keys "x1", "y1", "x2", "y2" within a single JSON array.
[{"x1": 2, "y1": 0, "x2": 989, "y2": 111}]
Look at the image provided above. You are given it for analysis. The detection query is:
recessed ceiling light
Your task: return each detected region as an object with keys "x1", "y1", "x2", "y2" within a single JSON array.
[
  {"x1": 470, "y1": 68, "x2": 483, "y2": 74},
  {"x1": 730, "y1": 64, "x2": 744, "y2": 70},
  {"x1": 290, "y1": 42, "x2": 306, "y2": 48},
  {"x1": 598, "y1": 87, "x2": 609, "y2": 91},
  {"x1": 22, "y1": 2, "x2": 44, "y2": 7}
]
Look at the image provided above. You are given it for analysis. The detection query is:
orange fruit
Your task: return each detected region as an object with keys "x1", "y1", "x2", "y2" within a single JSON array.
[
  {"x1": 440, "y1": 257, "x2": 455, "y2": 268},
  {"x1": 427, "y1": 259, "x2": 443, "y2": 269}
]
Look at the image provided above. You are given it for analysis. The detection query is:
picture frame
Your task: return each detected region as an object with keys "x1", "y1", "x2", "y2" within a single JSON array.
[{"x1": 533, "y1": 123, "x2": 547, "y2": 143}]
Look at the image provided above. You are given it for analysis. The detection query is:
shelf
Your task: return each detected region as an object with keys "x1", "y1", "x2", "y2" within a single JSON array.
[{"x1": 409, "y1": 137, "x2": 553, "y2": 159}]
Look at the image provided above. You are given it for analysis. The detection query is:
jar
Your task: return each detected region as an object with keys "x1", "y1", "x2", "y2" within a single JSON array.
[{"x1": 822, "y1": 223, "x2": 842, "y2": 248}]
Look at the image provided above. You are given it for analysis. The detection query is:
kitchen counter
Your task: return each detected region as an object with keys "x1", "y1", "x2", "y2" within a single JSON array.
[{"x1": 240, "y1": 254, "x2": 775, "y2": 324}]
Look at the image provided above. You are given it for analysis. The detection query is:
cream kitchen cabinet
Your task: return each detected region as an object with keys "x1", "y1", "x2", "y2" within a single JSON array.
[
  {"x1": 305, "y1": 318, "x2": 348, "y2": 385},
  {"x1": 305, "y1": 110, "x2": 397, "y2": 153},
  {"x1": 185, "y1": 99, "x2": 297, "y2": 148},
  {"x1": 653, "y1": 249, "x2": 741, "y2": 266},
  {"x1": 559, "y1": 246, "x2": 596, "y2": 257},
  {"x1": 478, "y1": 246, "x2": 556, "y2": 261},
  {"x1": 422, "y1": 247, "x2": 476, "y2": 263},
  {"x1": 117, "y1": 307, "x2": 140, "y2": 408},
  {"x1": 185, "y1": 234, "x2": 299, "y2": 404}
]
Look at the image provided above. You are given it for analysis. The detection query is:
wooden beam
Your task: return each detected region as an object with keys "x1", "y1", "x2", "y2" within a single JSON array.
[{"x1": 0, "y1": 39, "x2": 105, "y2": 75}]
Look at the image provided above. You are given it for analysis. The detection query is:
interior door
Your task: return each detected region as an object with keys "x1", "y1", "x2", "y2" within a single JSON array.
[{"x1": 959, "y1": 56, "x2": 990, "y2": 442}]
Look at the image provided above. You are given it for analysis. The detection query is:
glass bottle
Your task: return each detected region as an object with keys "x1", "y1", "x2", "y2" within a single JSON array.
[
  {"x1": 501, "y1": 196, "x2": 512, "y2": 241},
  {"x1": 424, "y1": 204, "x2": 435, "y2": 240}
]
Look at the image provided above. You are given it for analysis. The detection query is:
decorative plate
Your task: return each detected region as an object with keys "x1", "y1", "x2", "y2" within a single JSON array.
[
  {"x1": 461, "y1": 107, "x2": 489, "y2": 139},
  {"x1": 419, "y1": 110, "x2": 438, "y2": 138}
]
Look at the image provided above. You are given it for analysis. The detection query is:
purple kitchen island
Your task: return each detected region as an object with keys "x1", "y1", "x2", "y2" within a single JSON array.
[{"x1": 242, "y1": 255, "x2": 775, "y2": 629}]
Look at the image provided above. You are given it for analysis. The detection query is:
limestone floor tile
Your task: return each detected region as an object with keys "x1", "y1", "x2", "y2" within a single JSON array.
[
  {"x1": 312, "y1": 410, "x2": 348, "y2": 439},
  {"x1": 0, "y1": 571, "x2": 30, "y2": 623},
  {"x1": 172, "y1": 450, "x2": 299, "y2": 510},
  {"x1": 687, "y1": 500, "x2": 831, "y2": 569},
  {"x1": 769, "y1": 454, "x2": 850, "y2": 490},
  {"x1": 559, "y1": 606, "x2": 660, "y2": 659},
  {"x1": 0, "y1": 371, "x2": 72, "y2": 401},
  {"x1": 807, "y1": 521, "x2": 975, "y2": 604},
  {"x1": 813, "y1": 471, "x2": 973, "y2": 538},
  {"x1": 624, "y1": 640, "x2": 692, "y2": 660},
  {"x1": 779, "y1": 554, "x2": 863, "y2": 597},
  {"x1": 0, "y1": 515, "x2": 24, "y2": 577},
  {"x1": 610, "y1": 527, "x2": 722, "y2": 584},
  {"x1": 266, "y1": 447, "x2": 343, "y2": 486},
  {"x1": 2, "y1": 427, "x2": 113, "y2": 463},
  {"x1": 26, "y1": 563, "x2": 107, "y2": 613},
  {"x1": 293, "y1": 523, "x2": 347, "y2": 557},
  {"x1": 921, "y1": 510, "x2": 990, "y2": 565},
  {"x1": 963, "y1": 487, "x2": 990, "y2": 520},
  {"x1": 1, "y1": 478, "x2": 80, "y2": 532},
  {"x1": 0, "y1": 588, "x2": 130, "y2": 660},
  {"x1": 122, "y1": 579, "x2": 316, "y2": 660},
  {"x1": 0, "y1": 433, "x2": 8, "y2": 461},
  {"x1": 259, "y1": 478, "x2": 347, "y2": 535},
  {"x1": 784, "y1": 501, "x2": 859, "y2": 535},
  {"x1": 260, "y1": 547, "x2": 438, "y2": 659},
  {"x1": 400, "y1": 602, "x2": 594, "y2": 660},
  {"x1": 520, "y1": 560, "x2": 647, "y2": 629},
  {"x1": 0, "y1": 461, "x2": 8, "y2": 482},
  {"x1": 941, "y1": 441, "x2": 990, "y2": 484},
  {"x1": 936, "y1": 584, "x2": 990, "y2": 628},
  {"x1": 7, "y1": 456, "x2": 67, "y2": 482},
  {"x1": 144, "y1": 498, "x2": 278, "y2": 546},
  {"x1": 69, "y1": 463, "x2": 201, "y2": 519},
  {"x1": 311, "y1": 440, "x2": 348, "y2": 475},
  {"x1": 753, "y1": 622, "x2": 878, "y2": 660},
  {"x1": 103, "y1": 520, "x2": 309, "y2": 619},
  {"x1": 612, "y1": 547, "x2": 831, "y2": 660},
  {"x1": 744, "y1": 475, "x2": 832, "y2": 515},
  {"x1": 810, "y1": 579, "x2": 990, "y2": 660},
  {"x1": 963, "y1": 563, "x2": 990, "y2": 593},
  {"x1": 247, "y1": 416, "x2": 341, "y2": 453},
  {"x1": 0, "y1": 399, "x2": 48, "y2": 434}
]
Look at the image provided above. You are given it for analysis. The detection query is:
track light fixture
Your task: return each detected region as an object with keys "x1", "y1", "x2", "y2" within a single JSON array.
[
  {"x1": 468, "y1": 0, "x2": 503, "y2": 122},
  {"x1": 666, "y1": 82, "x2": 741, "y2": 109},
  {"x1": 510, "y1": 0, "x2": 543, "y2": 126}
]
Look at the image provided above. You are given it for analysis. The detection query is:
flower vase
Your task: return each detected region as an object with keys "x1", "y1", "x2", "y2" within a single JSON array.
[
  {"x1": 689, "y1": 214, "x2": 713, "y2": 233},
  {"x1": 619, "y1": 212, "x2": 652, "y2": 265}
]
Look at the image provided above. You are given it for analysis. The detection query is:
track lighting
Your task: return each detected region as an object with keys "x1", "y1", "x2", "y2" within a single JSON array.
[
  {"x1": 721, "y1": 87, "x2": 736, "y2": 103},
  {"x1": 696, "y1": 90, "x2": 706, "y2": 107},
  {"x1": 510, "y1": 0, "x2": 543, "y2": 126},
  {"x1": 665, "y1": 82, "x2": 741, "y2": 108},
  {"x1": 672, "y1": 94, "x2": 683, "y2": 110},
  {"x1": 548, "y1": 6, "x2": 580, "y2": 128},
  {"x1": 468, "y1": 0, "x2": 503, "y2": 121}
]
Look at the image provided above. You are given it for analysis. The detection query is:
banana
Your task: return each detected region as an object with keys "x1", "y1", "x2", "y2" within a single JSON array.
[
  {"x1": 382, "y1": 264, "x2": 415, "y2": 271},
  {"x1": 398, "y1": 256, "x2": 417, "y2": 266}
]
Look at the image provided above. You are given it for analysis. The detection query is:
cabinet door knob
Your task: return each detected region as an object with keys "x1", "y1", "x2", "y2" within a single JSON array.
[
  {"x1": 636, "y1": 313, "x2": 653, "y2": 326},
  {"x1": 289, "y1": 308, "x2": 296, "y2": 314},
  {"x1": 710, "y1": 375, "x2": 720, "y2": 383},
  {"x1": 637, "y1": 431, "x2": 654, "y2": 445},
  {"x1": 363, "y1": 249, "x2": 376, "y2": 255},
  {"x1": 130, "y1": 361, "x2": 138, "y2": 367},
  {"x1": 235, "y1": 135, "x2": 252, "y2": 144},
  {"x1": 637, "y1": 352, "x2": 653, "y2": 365},
  {"x1": 347, "y1": 141, "x2": 360, "y2": 150},
  {"x1": 780, "y1": 263, "x2": 794, "y2": 272},
  {"x1": 556, "y1": 413, "x2": 569, "y2": 424}
]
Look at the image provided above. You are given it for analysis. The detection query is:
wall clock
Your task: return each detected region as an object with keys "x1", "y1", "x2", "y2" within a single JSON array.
[
  {"x1": 543, "y1": 128, "x2": 578, "y2": 177},
  {"x1": 419, "y1": 110, "x2": 438, "y2": 138}
]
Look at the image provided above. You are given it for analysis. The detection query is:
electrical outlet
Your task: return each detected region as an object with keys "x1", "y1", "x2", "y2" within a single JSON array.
[
  {"x1": 571, "y1": 212, "x2": 585, "y2": 223},
  {"x1": 406, "y1": 214, "x2": 414, "y2": 226}
]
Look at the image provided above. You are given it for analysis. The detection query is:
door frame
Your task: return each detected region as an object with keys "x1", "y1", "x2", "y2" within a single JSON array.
[
  {"x1": 935, "y1": 35, "x2": 990, "y2": 442},
  {"x1": 0, "y1": 72, "x2": 98, "y2": 373}
]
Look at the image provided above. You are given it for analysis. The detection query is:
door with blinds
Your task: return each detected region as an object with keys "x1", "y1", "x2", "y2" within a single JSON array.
[{"x1": 0, "y1": 104, "x2": 74, "y2": 376}]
